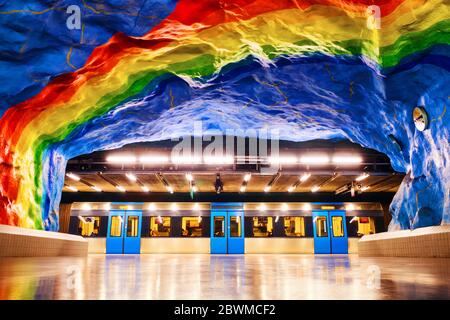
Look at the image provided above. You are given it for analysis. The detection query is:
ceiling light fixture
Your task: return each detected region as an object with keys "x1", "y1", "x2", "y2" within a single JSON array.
[
  {"x1": 166, "y1": 186, "x2": 174, "y2": 194},
  {"x1": 66, "y1": 185, "x2": 78, "y2": 192},
  {"x1": 116, "y1": 185, "x2": 126, "y2": 192},
  {"x1": 240, "y1": 185, "x2": 247, "y2": 193},
  {"x1": 302, "y1": 203, "x2": 312, "y2": 211},
  {"x1": 268, "y1": 155, "x2": 297, "y2": 165},
  {"x1": 355, "y1": 173, "x2": 370, "y2": 181},
  {"x1": 243, "y1": 173, "x2": 252, "y2": 182},
  {"x1": 300, "y1": 155, "x2": 329, "y2": 165},
  {"x1": 90, "y1": 186, "x2": 102, "y2": 192},
  {"x1": 300, "y1": 173, "x2": 311, "y2": 182},
  {"x1": 141, "y1": 186, "x2": 150, "y2": 192},
  {"x1": 281, "y1": 203, "x2": 288, "y2": 211},
  {"x1": 185, "y1": 173, "x2": 193, "y2": 181},
  {"x1": 203, "y1": 155, "x2": 234, "y2": 165},
  {"x1": 332, "y1": 155, "x2": 363, "y2": 165},
  {"x1": 139, "y1": 155, "x2": 169, "y2": 164},
  {"x1": 66, "y1": 173, "x2": 81, "y2": 181},
  {"x1": 106, "y1": 155, "x2": 137, "y2": 164},
  {"x1": 171, "y1": 155, "x2": 202, "y2": 165},
  {"x1": 311, "y1": 186, "x2": 320, "y2": 192},
  {"x1": 125, "y1": 172, "x2": 137, "y2": 182}
]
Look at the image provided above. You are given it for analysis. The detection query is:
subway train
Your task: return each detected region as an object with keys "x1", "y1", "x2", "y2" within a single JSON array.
[{"x1": 68, "y1": 202, "x2": 385, "y2": 254}]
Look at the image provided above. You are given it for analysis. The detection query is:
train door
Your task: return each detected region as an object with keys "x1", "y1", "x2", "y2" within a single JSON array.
[
  {"x1": 312, "y1": 211, "x2": 331, "y2": 254},
  {"x1": 227, "y1": 210, "x2": 244, "y2": 254},
  {"x1": 313, "y1": 211, "x2": 348, "y2": 254},
  {"x1": 123, "y1": 210, "x2": 142, "y2": 254},
  {"x1": 106, "y1": 209, "x2": 142, "y2": 254},
  {"x1": 211, "y1": 210, "x2": 227, "y2": 254},
  {"x1": 329, "y1": 210, "x2": 348, "y2": 254},
  {"x1": 210, "y1": 204, "x2": 244, "y2": 254},
  {"x1": 106, "y1": 210, "x2": 125, "y2": 254}
]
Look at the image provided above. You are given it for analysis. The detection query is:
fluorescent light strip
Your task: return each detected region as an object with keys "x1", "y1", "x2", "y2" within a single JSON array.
[
  {"x1": 106, "y1": 155, "x2": 137, "y2": 164},
  {"x1": 268, "y1": 156, "x2": 297, "y2": 165},
  {"x1": 356, "y1": 173, "x2": 370, "y2": 181},
  {"x1": 203, "y1": 155, "x2": 234, "y2": 165},
  {"x1": 332, "y1": 155, "x2": 362, "y2": 164},
  {"x1": 300, "y1": 155, "x2": 330, "y2": 165},
  {"x1": 139, "y1": 155, "x2": 169, "y2": 164},
  {"x1": 66, "y1": 173, "x2": 80, "y2": 181},
  {"x1": 66, "y1": 185, "x2": 78, "y2": 192},
  {"x1": 125, "y1": 172, "x2": 137, "y2": 182},
  {"x1": 116, "y1": 185, "x2": 126, "y2": 192},
  {"x1": 90, "y1": 186, "x2": 102, "y2": 192},
  {"x1": 300, "y1": 173, "x2": 311, "y2": 182}
]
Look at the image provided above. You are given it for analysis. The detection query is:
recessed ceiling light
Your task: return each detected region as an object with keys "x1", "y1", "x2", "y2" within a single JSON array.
[
  {"x1": 243, "y1": 173, "x2": 252, "y2": 182},
  {"x1": 300, "y1": 173, "x2": 311, "y2": 182},
  {"x1": 125, "y1": 172, "x2": 137, "y2": 182},
  {"x1": 66, "y1": 173, "x2": 81, "y2": 181},
  {"x1": 355, "y1": 173, "x2": 370, "y2": 181},
  {"x1": 268, "y1": 155, "x2": 297, "y2": 164},
  {"x1": 91, "y1": 186, "x2": 102, "y2": 192},
  {"x1": 203, "y1": 155, "x2": 234, "y2": 165},
  {"x1": 332, "y1": 155, "x2": 362, "y2": 164},
  {"x1": 259, "y1": 204, "x2": 266, "y2": 211},
  {"x1": 141, "y1": 186, "x2": 150, "y2": 192},
  {"x1": 302, "y1": 203, "x2": 312, "y2": 210},
  {"x1": 166, "y1": 186, "x2": 174, "y2": 194},
  {"x1": 281, "y1": 203, "x2": 288, "y2": 211},
  {"x1": 116, "y1": 185, "x2": 126, "y2": 192},
  {"x1": 139, "y1": 155, "x2": 169, "y2": 164},
  {"x1": 311, "y1": 186, "x2": 320, "y2": 192},
  {"x1": 264, "y1": 186, "x2": 271, "y2": 193},
  {"x1": 106, "y1": 155, "x2": 137, "y2": 164},
  {"x1": 300, "y1": 155, "x2": 329, "y2": 165},
  {"x1": 66, "y1": 185, "x2": 78, "y2": 192},
  {"x1": 185, "y1": 173, "x2": 193, "y2": 181},
  {"x1": 240, "y1": 185, "x2": 246, "y2": 193}
]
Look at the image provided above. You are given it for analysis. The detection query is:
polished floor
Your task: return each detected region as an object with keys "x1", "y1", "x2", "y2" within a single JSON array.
[{"x1": 0, "y1": 254, "x2": 449, "y2": 300}]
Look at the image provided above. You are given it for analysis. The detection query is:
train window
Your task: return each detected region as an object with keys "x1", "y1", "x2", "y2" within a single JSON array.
[
  {"x1": 110, "y1": 216, "x2": 123, "y2": 237},
  {"x1": 182, "y1": 217, "x2": 203, "y2": 237},
  {"x1": 284, "y1": 217, "x2": 305, "y2": 237},
  {"x1": 331, "y1": 216, "x2": 344, "y2": 237},
  {"x1": 127, "y1": 216, "x2": 139, "y2": 237},
  {"x1": 253, "y1": 217, "x2": 273, "y2": 237},
  {"x1": 356, "y1": 217, "x2": 376, "y2": 236},
  {"x1": 315, "y1": 216, "x2": 328, "y2": 237},
  {"x1": 78, "y1": 216, "x2": 100, "y2": 237},
  {"x1": 214, "y1": 216, "x2": 225, "y2": 237},
  {"x1": 150, "y1": 217, "x2": 171, "y2": 237},
  {"x1": 230, "y1": 216, "x2": 241, "y2": 237}
]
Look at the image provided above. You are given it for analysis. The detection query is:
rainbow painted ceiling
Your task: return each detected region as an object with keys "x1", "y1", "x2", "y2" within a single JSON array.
[{"x1": 0, "y1": 0, "x2": 449, "y2": 231}]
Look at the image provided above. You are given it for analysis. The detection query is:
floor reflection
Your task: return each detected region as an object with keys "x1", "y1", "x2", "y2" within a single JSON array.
[{"x1": 0, "y1": 254, "x2": 448, "y2": 300}]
